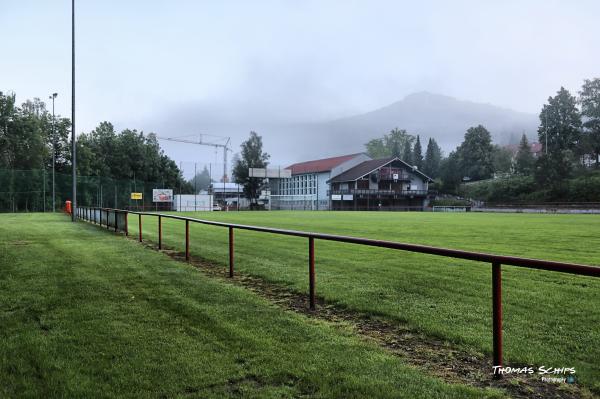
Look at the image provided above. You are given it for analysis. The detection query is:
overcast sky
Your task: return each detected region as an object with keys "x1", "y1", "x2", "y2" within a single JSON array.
[{"x1": 2, "y1": 0, "x2": 599, "y2": 171}]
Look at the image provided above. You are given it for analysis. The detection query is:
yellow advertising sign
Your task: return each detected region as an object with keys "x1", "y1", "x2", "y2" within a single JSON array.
[{"x1": 130, "y1": 192, "x2": 143, "y2": 200}]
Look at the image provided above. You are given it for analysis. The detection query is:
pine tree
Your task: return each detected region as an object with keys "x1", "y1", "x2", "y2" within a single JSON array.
[
  {"x1": 423, "y1": 138, "x2": 442, "y2": 178},
  {"x1": 402, "y1": 142, "x2": 413, "y2": 165},
  {"x1": 515, "y1": 134, "x2": 535, "y2": 175},
  {"x1": 412, "y1": 135, "x2": 423, "y2": 169}
]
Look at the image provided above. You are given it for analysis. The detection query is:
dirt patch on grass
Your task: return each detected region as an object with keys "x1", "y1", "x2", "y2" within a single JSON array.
[
  {"x1": 138, "y1": 238, "x2": 592, "y2": 399},
  {"x1": 7, "y1": 240, "x2": 32, "y2": 246}
]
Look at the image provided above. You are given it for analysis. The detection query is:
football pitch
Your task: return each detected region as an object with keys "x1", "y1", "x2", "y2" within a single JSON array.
[
  {"x1": 133, "y1": 211, "x2": 600, "y2": 392},
  {"x1": 1, "y1": 211, "x2": 599, "y2": 397}
]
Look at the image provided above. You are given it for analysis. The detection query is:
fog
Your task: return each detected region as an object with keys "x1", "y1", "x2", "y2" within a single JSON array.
[{"x1": 2, "y1": 0, "x2": 599, "y2": 169}]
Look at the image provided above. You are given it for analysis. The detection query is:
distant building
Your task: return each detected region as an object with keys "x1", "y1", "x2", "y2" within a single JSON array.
[
  {"x1": 328, "y1": 157, "x2": 432, "y2": 210},
  {"x1": 504, "y1": 142, "x2": 543, "y2": 158},
  {"x1": 211, "y1": 182, "x2": 244, "y2": 208},
  {"x1": 268, "y1": 154, "x2": 432, "y2": 211},
  {"x1": 269, "y1": 153, "x2": 370, "y2": 210}
]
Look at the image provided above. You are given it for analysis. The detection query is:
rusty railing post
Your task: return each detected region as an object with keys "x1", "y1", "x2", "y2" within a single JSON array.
[
  {"x1": 138, "y1": 214, "x2": 142, "y2": 242},
  {"x1": 158, "y1": 215, "x2": 162, "y2": 249},
  {"x1": 309, "y1": 236, "x2": 315, "y2": 310},
  {"x1": 185, "y1": 220, "x2": 190, "y2": 262},
  {"x1": 492, "y1": 262, "x2": 503, "y2": 378},
  {"x1": 229, "y1": 227, "x2": 234, "y2": 277}
]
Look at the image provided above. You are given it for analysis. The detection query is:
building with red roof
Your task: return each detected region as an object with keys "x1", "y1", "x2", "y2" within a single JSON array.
[
  {"x1": 269, "y1": 153, "x2": 371, "y2": 210},
  {"x1": 269, "y1": 153, "x2": 433, "y2": 211}
]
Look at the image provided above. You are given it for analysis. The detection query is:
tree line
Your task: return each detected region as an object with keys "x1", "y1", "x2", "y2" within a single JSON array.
[
  {"x1": 365, "y1": 78, "x2": 600, "y2": 202},
  {"x1": 365, "y1": 128, "x2": 443, "y2": 179},
  {"x1": 0, "y1": 91, "x2": 191, "y2": 211}
]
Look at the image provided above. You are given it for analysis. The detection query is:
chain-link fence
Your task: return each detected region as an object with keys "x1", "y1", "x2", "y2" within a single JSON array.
[{"x1": 0, "y1": 169, "x2": 189, "y2": 213}]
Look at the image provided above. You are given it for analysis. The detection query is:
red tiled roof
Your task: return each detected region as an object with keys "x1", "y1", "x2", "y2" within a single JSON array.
[{"x1": 287, "y1": 153, "x2": 363, "y2": 175}]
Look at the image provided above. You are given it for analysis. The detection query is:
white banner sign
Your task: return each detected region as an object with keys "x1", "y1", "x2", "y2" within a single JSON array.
[
  {"x1": 153, "y1": 189, "x2": 174, "y2": 202},
  {"x1": 249, "y1": 168, "x2": 292, "y2": 178}
]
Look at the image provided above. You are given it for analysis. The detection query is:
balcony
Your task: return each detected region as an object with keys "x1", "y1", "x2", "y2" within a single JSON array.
[{"x1": 329, "y1": 189, "x2": 429, "y2": 197}]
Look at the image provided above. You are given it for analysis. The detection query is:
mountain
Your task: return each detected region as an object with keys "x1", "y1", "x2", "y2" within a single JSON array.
[
  {"x1": 149, "y1": 92, "x2": 540, "y2": 166},
  {"x1": 274, "y1": 92, "x2": 539, "y2": 162}
]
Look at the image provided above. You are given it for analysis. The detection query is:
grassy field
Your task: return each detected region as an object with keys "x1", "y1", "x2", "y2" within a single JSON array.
[
  {"x1": 127, "y1": 210, "x2": 600, "y2": 392},
  {"x1": 0, "y1": 213, "x2": 503, "y2": 398}
]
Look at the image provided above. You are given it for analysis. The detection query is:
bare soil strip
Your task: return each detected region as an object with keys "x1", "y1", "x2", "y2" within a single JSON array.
[{"x1": 135, "y1": 237, "x2": 592, "y2": 399}]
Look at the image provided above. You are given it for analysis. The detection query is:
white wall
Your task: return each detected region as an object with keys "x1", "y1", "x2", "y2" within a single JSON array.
[{"x1": 173, "y1": 194, "x2": 213, "y2": 211}]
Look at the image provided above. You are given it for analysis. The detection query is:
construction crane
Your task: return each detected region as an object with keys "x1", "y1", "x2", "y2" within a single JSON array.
[{"x1": 156, "y1": 134, "x2": 232, "y2": 182}]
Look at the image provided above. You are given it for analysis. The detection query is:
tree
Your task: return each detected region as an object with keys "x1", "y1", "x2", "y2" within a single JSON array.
[
  {"x1": 439, "y1": 151, "x2": 462, "y2": 193},
  {"x1": 538, "y1": 87, "x2": 581, "y2": 155},
  {"x1": 492, "y1": 145, "x2": 513, "y2": 175},
  {"x1": 514, "y1": 134, "x2": 535, "y2": 175},
  {"x1": 402, "y1": 141, "x2": 413, "y2": 164},
  {"x1": 536, "y1": 87, "x2": 581, "y2": 184},
  {"x1": 364, "y1": 138, "x2": 388, "y2": 158},
  {"x1": 457, "y1": 125, "x2": 494, "y2": 181},
  {"x1": 579, "y1": 78, "x2": 600, "y2": 167},
  {"x1": 365, "y1": 128, "x2": 415, "y2": 159},
  {"x1": 412, "y1": 135, "x2": 423, "y2": 169},
  {"x1": 423, "y1": 138, "x2": 442, "y2": 178},
  {"x1": 190, "y1": 166, "x2": 212, "y2": 192},
  {"x1": 232, "y1": 131, "x2": 270, "y2": 204}
]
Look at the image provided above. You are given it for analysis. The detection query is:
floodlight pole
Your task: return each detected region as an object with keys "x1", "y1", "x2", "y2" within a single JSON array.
[
  {"x1": 71, "y1": 0, "x2": 77, "y2": 221},
  {"x1": 50, "y1": 93, "x2": 57, "y2": 212}
]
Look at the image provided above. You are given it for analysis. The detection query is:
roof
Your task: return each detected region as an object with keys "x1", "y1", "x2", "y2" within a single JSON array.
[
  {"x1": 287, "y1": 153, "x2": 364, "y2": 175},
  {"x1": 504, "y1": 142, "x2": 543, "y2": 155},
  {"x1": 328, "y1": 157, "x2": 433, "y2": 183},
  {"x1": 531, "y1": 142, "x2": 543, "y2": 154}
]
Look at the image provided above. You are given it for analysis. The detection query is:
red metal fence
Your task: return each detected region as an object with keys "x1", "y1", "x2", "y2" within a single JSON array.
[{"x1": 76, "y1": 206, "x2": 600, "y2": 377}]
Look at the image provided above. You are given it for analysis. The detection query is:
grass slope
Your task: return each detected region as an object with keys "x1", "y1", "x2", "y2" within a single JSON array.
[
  {"x1": 0, "y1": 213, "x2": 500, "y2": 398},
  {"x1": 129, "y1": 211, "x2": 600, "y2": 392}
]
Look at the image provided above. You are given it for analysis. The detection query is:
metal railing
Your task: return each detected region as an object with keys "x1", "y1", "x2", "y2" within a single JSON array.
[
  {"x1": 76, "y1": 206, "x2": 600, "y2": 377},
  {"x1": 329, "y1": 189, "x2": 429, "y2": 196}
]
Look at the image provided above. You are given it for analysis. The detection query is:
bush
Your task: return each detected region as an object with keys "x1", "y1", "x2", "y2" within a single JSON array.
[{"x1": 460, "y1": 170, "x2": 600, "y2": 203}]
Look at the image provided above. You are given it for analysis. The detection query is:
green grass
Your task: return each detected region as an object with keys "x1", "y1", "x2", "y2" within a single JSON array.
[
  {"x1": 128, "y1": 210, "x2": 600, "y2": 392},
  {"x1": 0, "y1": 213, "x2": 502, "y2": 398}
]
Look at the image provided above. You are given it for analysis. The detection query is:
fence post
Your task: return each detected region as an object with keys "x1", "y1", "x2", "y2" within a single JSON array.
[
  {"x1": 185, "y1": 220, "x2": 190, "y2": 262},
  {"x1": 309, "y1": 236, "x2": 315, "y2": 310},
  {"x1": 138, "y1": 214, "x2": 142, "y2": 242},
  {"x1": 158, "y1": 215, "x2": 162, "y2": 249},
  {"x1": 106, "y1": 210, "x2": 110, "y2": 230},
  {"x1": 492, "y1": 262, "x2": 503, "y2": 378},
  {"x1": 229, "y1": 227, "x2": 234, "y2": 277},
  {"x1": 99, "y1": 208, "x2": 102, "y2": 227},
  {"x1": 114, "y1": 210, "x2": 118, "y2": 232},
  {"x1": 124, "y1": 212, "x2": 128, "y2": 236}
]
